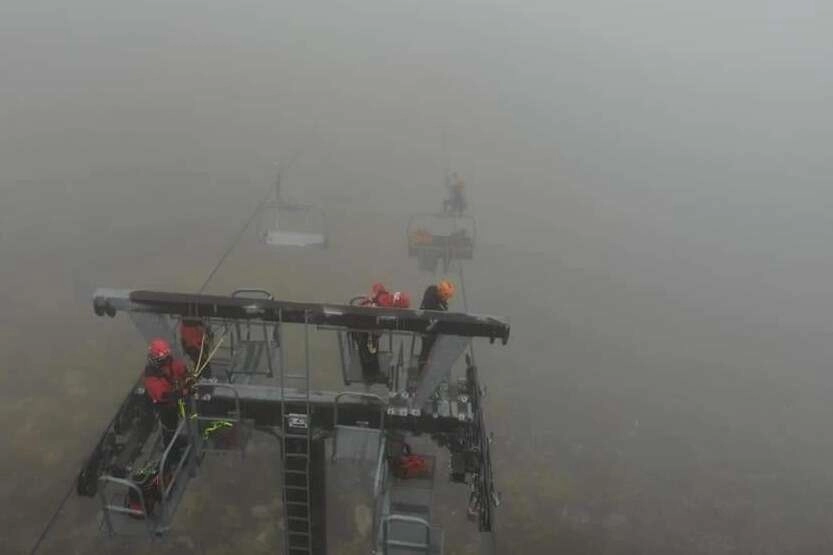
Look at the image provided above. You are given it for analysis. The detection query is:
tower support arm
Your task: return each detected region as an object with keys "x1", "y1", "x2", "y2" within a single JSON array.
[{"x1": 93, "y1": 289, "x2": 510, "y2": 342}]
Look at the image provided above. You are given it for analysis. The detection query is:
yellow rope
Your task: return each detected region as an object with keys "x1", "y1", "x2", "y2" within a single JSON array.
[
  {"x1": 202, "y1": 420, "x2": 234, "y2": 439},
  {"x1": 193, "y1": 328, "x2": 206, "y2": 375},
  {"x1": 192, "y1": 335, "x2": 225, "y2": 380}
]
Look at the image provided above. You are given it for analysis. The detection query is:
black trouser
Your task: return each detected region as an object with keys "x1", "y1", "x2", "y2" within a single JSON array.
[
  {"x1": 445, "y1": 193, "x2": 465, "y2": 215},
  {"x1": 352, "y1": 332, "x2": 380, "y2": 381},
  {"x1": 418, "y1": 334, "x2": 438, "y2": 369},
  {"x1": 156, "y1": 403, "x2": 180, "y2": 447}
]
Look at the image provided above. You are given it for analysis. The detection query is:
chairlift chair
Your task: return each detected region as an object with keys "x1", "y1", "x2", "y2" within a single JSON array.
[
  {"x1": 406, "y1": 213, "x2": 476, "y2": 272},
  {"x1": 261, "y1": 177, "x2": 328, "y2": 248}
]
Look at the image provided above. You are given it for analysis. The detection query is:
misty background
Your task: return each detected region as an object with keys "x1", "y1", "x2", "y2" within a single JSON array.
[{"x1": 3, "y1": 0, "x2": 833, "y2": 553}]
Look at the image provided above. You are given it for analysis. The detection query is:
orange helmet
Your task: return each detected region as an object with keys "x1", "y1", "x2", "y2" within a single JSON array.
[{"x1": 437, "y1": 279, "x2": 455, "y2": 302}]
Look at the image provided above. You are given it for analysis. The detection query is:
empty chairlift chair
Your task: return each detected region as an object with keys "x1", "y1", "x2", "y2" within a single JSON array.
[{"x1": 263, "y1": 195, "x2": 328, "y2": 249}]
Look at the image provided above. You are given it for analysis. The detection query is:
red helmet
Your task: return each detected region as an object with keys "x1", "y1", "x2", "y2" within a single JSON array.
[
  {"x1": 392, "y1": 291, "x2": 411, "y2": 308},
  {"x1": 371, "y1": 282, "x2": 387, "y2": 297},
  {"x1": 147, "y1": 338, "x2": 172, "y2": 366}
]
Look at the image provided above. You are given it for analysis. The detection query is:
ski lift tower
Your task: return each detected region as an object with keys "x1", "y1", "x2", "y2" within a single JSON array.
[{"x1": 76, "y1": 288, "x2": 509, "y2": 554}]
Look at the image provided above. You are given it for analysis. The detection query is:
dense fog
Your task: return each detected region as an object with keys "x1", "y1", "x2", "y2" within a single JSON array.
[{"x1": 3, "y1": 1, "x2": 833, "y2": 553}]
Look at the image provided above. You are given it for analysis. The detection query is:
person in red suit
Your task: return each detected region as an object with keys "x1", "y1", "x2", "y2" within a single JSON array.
[{"x1": 143, "y1": 338, "x2": 190, "y2": 445}]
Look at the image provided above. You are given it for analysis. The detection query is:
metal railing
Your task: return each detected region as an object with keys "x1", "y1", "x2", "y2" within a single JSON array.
[
  {"x1": 97, "y1": 476, "x2": 155, "y2": 538},
  {"x1": 189, "y1": 383, "x2": 245, "y2": 459},
  {"x1": 332, "y1": 392, "x2": 385, "y2": 462},
  {"x1": 381, "y1": 514, "x2": 432, "y2": 553},
  {"x1": 227, "y1": 289, "x2": 276, "y2": 380},
  {"x1": 97, "y1": 415, "x2": 193, "y2": 538},
  {"x1": 157, "y1": 418, "x2": 193, "y2": 517}
]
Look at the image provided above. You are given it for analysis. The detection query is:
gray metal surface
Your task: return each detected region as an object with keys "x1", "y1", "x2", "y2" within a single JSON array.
[
  {"x1": 332, "y1": 426, "x2": 382, "y2": 462},
  {"x1": 382, "y1": 515, "x2": 444, "y2": 554},
  {"x1": 412, "y1": 335, "x2": 470, "y2": 407},
  {"x1": 210, "y1": 383, "x2": 337, "y2": 404},
  {"x1": 333, "y1": 392, "x2": 385, "y2": 464},
  {"x1": 92, "y1": 288, "x2": 511, "y2": 342}
]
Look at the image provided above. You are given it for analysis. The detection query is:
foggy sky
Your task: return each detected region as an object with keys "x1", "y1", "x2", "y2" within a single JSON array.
[{"x1": 3, "y1": 0, "x2": 833, "y2": 552}]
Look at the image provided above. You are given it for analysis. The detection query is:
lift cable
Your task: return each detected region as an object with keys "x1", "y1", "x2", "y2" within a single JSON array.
[
  {"x1": 197, "y1": 182, "x2": 275, "y2": 293},
  {"x1": 450, "y1": 225, "x2": 500, "y2": 554},
  {"x1": 27, "y1": 481, "x2": 75, "y2": 554},
  {"x1": 198, "y1": 155, "x2": 300, "y2": 293}
]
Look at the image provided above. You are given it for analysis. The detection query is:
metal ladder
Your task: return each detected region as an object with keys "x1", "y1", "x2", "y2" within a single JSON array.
[{"x1": 279, "y1": 309, "x2": 313, "y2": 555}]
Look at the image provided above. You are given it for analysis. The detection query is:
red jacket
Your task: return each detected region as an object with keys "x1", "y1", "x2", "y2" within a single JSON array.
[
  {"x1": 180, "y1": 321, "x2": 209, "y2": 352},
  {"x1": 144, "y1": 359, "x2": 188, "y2": 404},
  {"x1": 369, "y1": 283, "x2": 411, "y2": 308}
]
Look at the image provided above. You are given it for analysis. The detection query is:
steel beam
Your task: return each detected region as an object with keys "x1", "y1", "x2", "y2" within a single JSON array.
[{"x1": 92, "y1": 289, "x2": 510, "y2": 343}]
